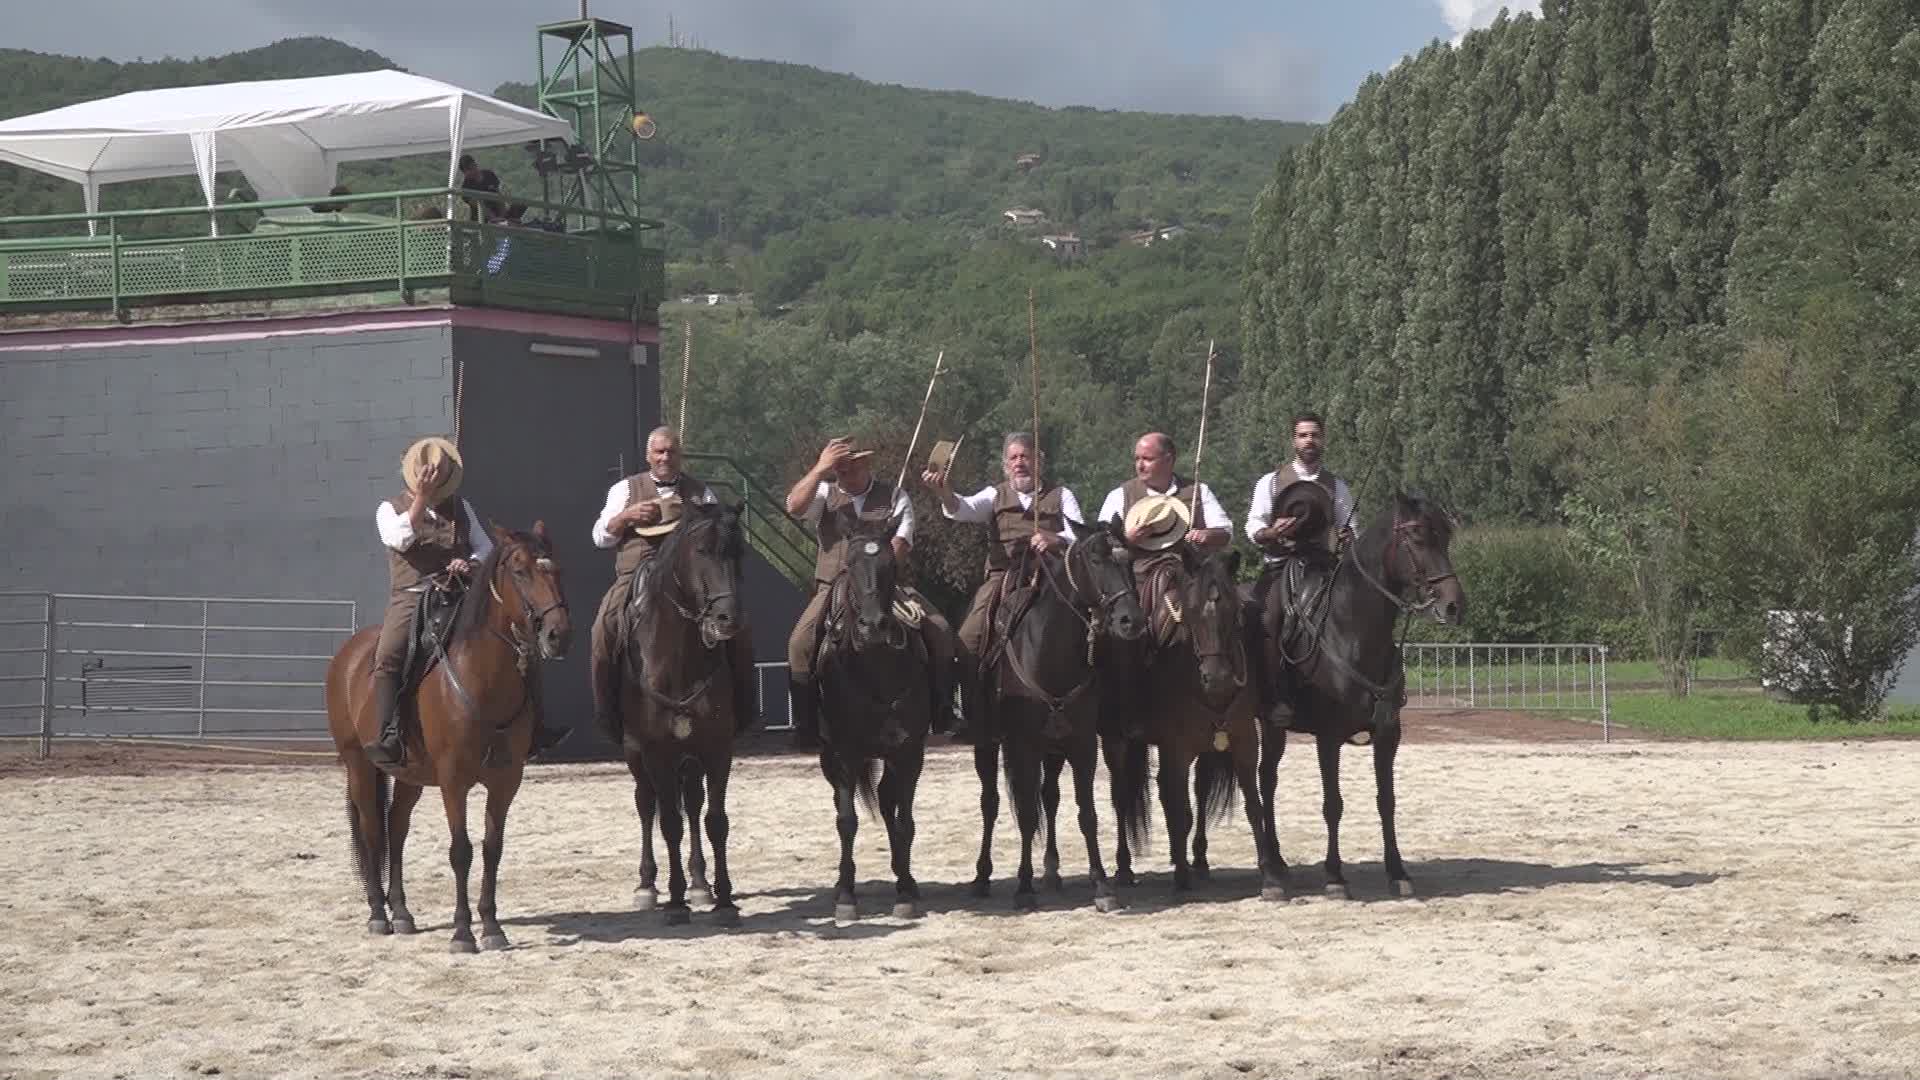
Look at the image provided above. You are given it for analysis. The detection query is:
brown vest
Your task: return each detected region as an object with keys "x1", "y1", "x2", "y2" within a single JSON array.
[
  {"x1": 612, "y1": 472, "x2": 712, "y2": 577},
  {"x1": 813, "y1": 479, "x2": 898, "y2": 584},
  {"x1": 986, "y1": 481, "x2": 1066, "y2": 572},
  {"x1": 387, "y1": 492, "x2": 474, "y2": 589},
  {"x1": 1120, "y1": 475, "x2": 1195, "y2": 517}
]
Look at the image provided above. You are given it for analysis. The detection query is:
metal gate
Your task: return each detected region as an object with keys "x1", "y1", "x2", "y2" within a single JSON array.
[
  {"x1": 1401, "y1": 642, "x2": 1612, "y2": 741},
  {"x1": 0, "y1": 592, "x2": 357, "y2": 756}
]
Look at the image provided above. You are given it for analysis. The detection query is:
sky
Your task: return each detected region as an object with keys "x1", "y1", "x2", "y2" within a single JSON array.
[{"x1": 7, "y1": 0, "x2": 1540, "y2": 123}]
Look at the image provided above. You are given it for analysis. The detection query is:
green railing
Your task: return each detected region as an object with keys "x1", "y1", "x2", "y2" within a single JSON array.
[
  {"x1": 685, "y1": 452, "x2": 815, "y2": 588},
  {"x1": 0, "y1": 187, "x2": 665, "y2": 322}
]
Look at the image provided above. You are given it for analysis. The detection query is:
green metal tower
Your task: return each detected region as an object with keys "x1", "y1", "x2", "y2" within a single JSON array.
[{"x1": 535, "y1": 9, "x2": 646, "y2": 222}]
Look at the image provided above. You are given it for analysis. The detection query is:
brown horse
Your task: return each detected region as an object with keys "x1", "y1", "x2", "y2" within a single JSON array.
[
  {"x1": 327, "y1": 523, "x2": 571, "y2": 953},
  {"x1": 1259, "y1": 492, "x2": 1465, "y2": 898},
  {"x1": 1112, "y1": 548, "x2": 1286, "y2": 900},
  {"x1": 614, "y1": 501, "x2": 748, "y2": 926}
]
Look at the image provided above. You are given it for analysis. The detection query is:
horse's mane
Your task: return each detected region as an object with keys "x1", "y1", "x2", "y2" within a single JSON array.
[
  {"x1": 448, "y1": 529, "x2": 516, "y2": 644},
  {"x1": 638, "y1": 502, "x2": 744, "y2": 608}
]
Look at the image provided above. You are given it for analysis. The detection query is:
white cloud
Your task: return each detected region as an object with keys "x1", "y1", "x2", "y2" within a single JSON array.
[{"x1": 1433, "y1": 1, "x2": 1543, "y2": 44}]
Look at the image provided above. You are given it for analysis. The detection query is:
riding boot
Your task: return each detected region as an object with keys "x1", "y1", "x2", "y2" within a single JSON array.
[
  {"x1": 929, "y1": 652, "x2": 958, "y2": 737},
  {"x1": 363, "y1": 673, "x2": 405, "y2": 769},
  {"x1": 949, "y1": 658, "x2": 980, "y2": 745},
  {"x1": 789, "y1": 679, "x2": 822, "y2": 750},
  {"x1": 1264, "y1": 660, "x2": 1298, "y2": 731},
  {"x1": 591, "y1": 647, "x2": 623, "y2": 745}
]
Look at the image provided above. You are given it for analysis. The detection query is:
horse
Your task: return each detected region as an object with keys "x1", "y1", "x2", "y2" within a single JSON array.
[
  {"x1": 971, "y1": 525, "x2": 1144, "y2": 912},
  {"x1": 814, "y1": 513, "x2": 933, "y2": 925},
  {"x1": 613, "y1": 501, "x2": 749, "y2": 926},
  {"x1": 327, "y1": 522, "x2": 571, "y2": 953},
  {"x1": 1258, "y1": 492, "x2": 1465, "y2": 898},
  {"x1": 1112, "y1": 548, "x2": 1286, "y2": 900}
]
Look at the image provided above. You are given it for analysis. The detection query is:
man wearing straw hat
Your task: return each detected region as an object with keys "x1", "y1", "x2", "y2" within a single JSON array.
[
  {"x1": 364, "y1": 436, "x2": 494, "y2": 768},
  {"x1": 589, "y1": 426, "x2": 757, "y2": 741},
  {"x1": 1095, "y1": 432, "x2": 1235, "y2": 551},
  {"x1": 784, "y1": 437, "x2": 956, "y2": 749},
  {"x1": 923, "y1": 431, "x2": 1084, "y2": 744}
]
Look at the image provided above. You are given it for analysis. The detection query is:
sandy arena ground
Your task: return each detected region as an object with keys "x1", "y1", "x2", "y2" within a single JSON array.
[{"x1": 3, "y1": 731, "x2": 1917, "y2": 1079}]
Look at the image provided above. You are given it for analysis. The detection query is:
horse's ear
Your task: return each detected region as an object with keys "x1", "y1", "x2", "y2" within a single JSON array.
[
  {"x1": 1106, "y1": 515, "x2": 1125, "y2": 540},
  {"x1": 491, "y1": 524, "x2": 512, "y2": 546},
  {"x1": 1225, "y1": 548, "x2": 1243, "y2": 578},
  {"x1": 531, "y1": 519, "x2": 551, "y2": 548}
]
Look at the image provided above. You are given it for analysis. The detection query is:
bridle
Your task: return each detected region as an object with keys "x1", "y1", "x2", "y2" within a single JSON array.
[
  {"x1": 1001, "y1": 533, "x2": 1137, "y2": 723},
  {"x1": 1351, "y1": 515, "x2": 1458, "y2": 615},
  {"x1": 657, "y1": 520, "x2": 739, "y2": 649},
  {"x1": 835, "y1": 543, "x2": 910, "y2": 654},
  {"x1": 487, "y1": 542, "x2": 567, "y2": 673}
]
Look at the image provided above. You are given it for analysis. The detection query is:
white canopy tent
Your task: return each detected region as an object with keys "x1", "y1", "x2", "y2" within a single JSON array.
[{"x1": 0, "y1": 70, "x2": 574, "y2": 234}]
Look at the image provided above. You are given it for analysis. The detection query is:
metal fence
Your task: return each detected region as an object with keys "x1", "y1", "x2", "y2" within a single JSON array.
[
  {"x1": 1401, "y1": 641, "x2": 1612, "y2": 741},
  {"x1": 0, "y1": 592, "x2": 357, "y2": 756}
]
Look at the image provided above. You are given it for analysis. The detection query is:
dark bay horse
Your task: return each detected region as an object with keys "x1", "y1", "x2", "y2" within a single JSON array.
[
  {"x1": 1113, "y1": 548, "x2": 1285, "y2": 900},
  {"x1": 973, "y1": 526, "x2": 1143, "y2": 912},
  {"x1": 613, "y1": 501, "x2": 748, "y2": 926},
  {"x1": 816, "y1": 514, "x2": 933, "y2": 925},
  {"x1": 1259, "y1": 492, "x2": 1465, "y2": 898},
  {"x1": 327, "y1": 523, "x2": 571, "y2": 953}
]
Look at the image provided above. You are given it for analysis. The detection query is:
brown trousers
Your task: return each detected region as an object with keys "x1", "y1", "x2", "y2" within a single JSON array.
[
  {"x1": 788, "y1": 582, "x2": 955, "y2": 685},
  {"x1": 371, "y1": 589, "x2": 419, "y2": 678},
  {"x1": 957, "y1": 569, "x2": 1007, "y2": 660}
]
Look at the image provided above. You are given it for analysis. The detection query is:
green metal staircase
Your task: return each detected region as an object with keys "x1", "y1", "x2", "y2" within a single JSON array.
[{"x1": 683, "y1": 452, "x2": 813, "y2": 587}]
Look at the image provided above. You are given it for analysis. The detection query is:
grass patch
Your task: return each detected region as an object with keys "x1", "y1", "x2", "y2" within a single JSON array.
[{"x1": 1604, "y1": 690, "x2": 1920, "y2": 740}]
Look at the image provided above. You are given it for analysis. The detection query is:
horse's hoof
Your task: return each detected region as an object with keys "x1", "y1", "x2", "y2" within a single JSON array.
[
  {"x1": 1324, "y1": 882, "x2": 1352, "y2": 900},
  {"x1": 1013, "y1": 893, "x2": 1039, "y2": 912},
  {"x1": 712, "y1": 905, "x2": 741, "y2": 928},
  {"x1": 687, "y1": 889, "x2": 715, "y2": 908},
  {"x1": 449, "y1": 937, "x2": 478, "y2": 955},
  {"x1": 634, "y1": 888, "x2": 658, "y2": 912},
  {"x1": 969, "y1": 880, "x2": 991, "y2": 899},
  {"x1": 479, "y1": 933, "x2": 511, "y2": 952},
  {"x1": 665, "y1": 907, "x2": 692, "y2": 927},
  {"x1": 1114, "y1": 871, "x2": 1137, "y2": 889},
  {"x1": 833, "y1": 902, "x2": 859, "y2": 926},
  {"x1": 1260, "y1": 885, "x2": 1289, "y2": 902},
  {"x1": 390, "y1": 916, "x2": 417, "y2": 935},
  {"x1": 1192, "y1": 864, "x2": 1212, "y2": 882},
  {"x1": 1391, "y1": 879, "x2": 1417, "y2": 898},
  {"x1": 366, "y1": 918, "x2": 391, "y2": 936},
  {"x1": 892, "y1": 901, "x2": 920, "y2": 919},
  {"x1": 1043, "y1": 872, "x2": 1064, "y2": 892},
  {"x1": 1093, "y1": 894, "x2": 1125, "y2": 914}
]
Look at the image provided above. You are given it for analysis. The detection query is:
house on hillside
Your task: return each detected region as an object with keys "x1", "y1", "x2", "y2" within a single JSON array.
[
  {"x1": 1127, "y1": 224, "x2": 1190, "y2": 247},
  {"x1": 1016, "y1": 152, "x2": 1043, "y2": 171},
  {"x1": 1002, "y1": 207, "x2": 1045, "y2": 227},
  {"x1": 1039, "y1": 233, "x2": 1084, "y2": 260}
]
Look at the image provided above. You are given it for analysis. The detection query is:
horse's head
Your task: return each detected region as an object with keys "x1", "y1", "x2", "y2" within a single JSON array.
[
  {"x1": 1181, "y1": 548, "x2": 1248, "y2": 709},
  {"x1": 1384, "y1": 492, "x2": 1466, "y2": 626},
  {"x1": 489, "y1": 521, "x2": 571, "y2": 660},
  {"x1": 661, "y1": 500, "x2": 747, "y2": 647},
  {"x1": 1071, "y1": 520, "x2": 1144, "y2": 642},
  {"x1": 845, "y1": 512, "x2": 907, "y2": 653}
]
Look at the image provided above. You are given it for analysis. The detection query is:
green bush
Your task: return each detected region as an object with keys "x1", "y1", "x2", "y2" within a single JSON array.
[{"x1": 1405, "y1": 526, "x2": 1640, "y2": 649}]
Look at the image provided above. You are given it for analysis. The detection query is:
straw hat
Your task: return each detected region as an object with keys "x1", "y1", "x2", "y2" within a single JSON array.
[
  {"x1": 400, "y1": 436, "x2": 463, "y2": 506},
  {"x1": 1123, "y1": 494, "x2": 1193, "y2": 552},
  {"x1": 631, "y1": 491, "x2": 686, "y2": 538}
]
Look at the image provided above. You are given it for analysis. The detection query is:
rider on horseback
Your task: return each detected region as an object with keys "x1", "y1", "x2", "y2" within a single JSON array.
[
  {"x1": 786, "y1": 437, "x2": 958, "y2": 749},
  {"x1": 591, "y1": 426, "x2": 757, "y2": 743},
  {"x1": 923, "y1": 432, "x2": 1084, "y2": 745},
  {"x1": 1245, "y1": 412, "x2": 1356, "y2": 728}
]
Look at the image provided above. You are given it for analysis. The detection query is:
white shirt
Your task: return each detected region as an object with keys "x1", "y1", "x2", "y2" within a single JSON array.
[
  {"x1": 1096, "y1": 479, "x2": 1231, "y2": 532},
  {"x1": 1245, "y1": 462, "x2": 1355, "y2": 558},
  {"x1": 944, "y1": 484, "x2": 1082, "y2": 541},
  {"x1": 799, "y1": 480, "x2": 916, "y2": 546},
  {"x1": 376, "y1": 497, "x2": 494, "y2": 561},
  {"x1": 591, "y1": 473, "x2": 717, "y2": 549}
]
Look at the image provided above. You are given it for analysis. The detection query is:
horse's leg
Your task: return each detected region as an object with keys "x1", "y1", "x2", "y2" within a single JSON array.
[
  {"x1": 1071, "y1": 735, "x2": 1121, "y2": 913},
  {"x1": 476, "y1": 773, "x2": 522, "y2": 951},
  {"x1": 1375, "y1": 721, "x2": 1414, "y2": 897},
  {"x1": 652, "y1": 759, "x2": 692, "y2": 925},
  {"x1": 344, "y1": 758, "x2": 390, "y2": 933},
  {"x1": 1317, "y1": 731, "x2": 1349, "y2": 899},
  {"x1": 384, "y1": 781, "x2": 425, "y2": 934},
  {"x1": 1158, "y1": 750, "x2": 1195, "y2": 893},
  {"x1": 682, "y1": 768, "x2": 714, "y2": 908},
  {"x1": 969, "y1": 737, "x2": 999, "y2": 898},
  {"x1": 1237, "y1": 743, "x2": 1288, "y2": 900},
  {"x1": 1008, "y1": 737, "x2": 1042, "y2": 912},
  {"x1": 1102, "y1": 734, "x2": 1136, "y2": 888},
  {"x1": 1191, "y1": 764, "x2": 1212, "y2": 882},
  {"x1": 881, "y1": 750, "x2": 925, "y2": 918},
  {"x1": 831, "y1": 760, "x2": 860, "y2": 926},
  {"x1": 705, "y1": 752, "x2": 740, "y2": 925},
  {"x1": 440, "y1": 782, "x2": 478, "y2": 953},
  {"x1": 629, "y1": 759, "x2": 660, "y2": 911},
  {"x1": 1040, "y1": 751, "x2": 1065, "y2": 891},
  {"x1": 1260, "y1": 724, "x2": 1288, "y2": 876}
]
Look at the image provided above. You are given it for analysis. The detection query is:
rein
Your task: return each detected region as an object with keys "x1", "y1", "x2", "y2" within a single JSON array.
[
  {"x1": 999, "y1": 537, "x2": 1118, "y2": 718},
  {"x1": 821, "y1": 559, "x2": 923, "y2": 720},
  {"x1": 1277, "y1": 515, "x2": 1448, "y2": 704}
]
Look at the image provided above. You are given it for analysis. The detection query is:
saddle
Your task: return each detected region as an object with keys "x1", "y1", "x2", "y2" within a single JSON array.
[
  {"x1": 1135, "y1": 551, "x2": 1187, "y2": 653},
  {"x1": 400, "y1": 579, "x2": 467, "y2": 698},
  {"x1": 1269, "y1": 553, "x2": 1336, "y2": 658},
  {"x1": 984, "y1": 561, "x2": 1045, "y2": 674}
]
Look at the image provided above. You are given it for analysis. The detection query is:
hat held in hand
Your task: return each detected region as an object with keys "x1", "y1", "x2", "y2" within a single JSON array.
[
  {"x1": 401, "y1": 436, "x2": 463, "y2": 506},
  {"x1": 1123, "y1": 493, "x2": 1192, "y2": 552}
]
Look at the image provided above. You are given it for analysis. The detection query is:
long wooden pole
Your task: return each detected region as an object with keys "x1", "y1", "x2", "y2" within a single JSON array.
[
  {"x1": 895, "y1": 349, "x2": 947, "y2": 493},
  {"x1": 677, "y1": 319, "x2": 692, "y2": 438},
  {"x1": 1190, "y1": 338, "x2": 1216, "y2": 520},
  {"x1": 1027, "y1": 287, "x2": 1042, "y2": 525}
]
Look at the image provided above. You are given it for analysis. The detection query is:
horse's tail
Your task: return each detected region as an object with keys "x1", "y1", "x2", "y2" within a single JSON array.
[
  {"x1": 855, "y1": 757, "x2": 882, "y2": 823},
  {"x1": 1194, "y1": 750, "x2": 1239, "y2": 827},
  {"x1": 345, "y1": 768, "x2": 391, "y2": 893},
  {"x1": 1114, "y1": 738, "x2": 1154, "y2": 856}
]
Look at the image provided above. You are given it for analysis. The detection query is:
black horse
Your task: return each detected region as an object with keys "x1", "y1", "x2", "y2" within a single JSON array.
[
  {"x1": 972, "y1": 526, "x2": 1144, "y2": 912},
  {"x1": 815, "y1": 514, "x2": 934, "y2": 925},
  {"x1": 1258, "y1": 492, "x2": 1466, "y2": 898}
]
